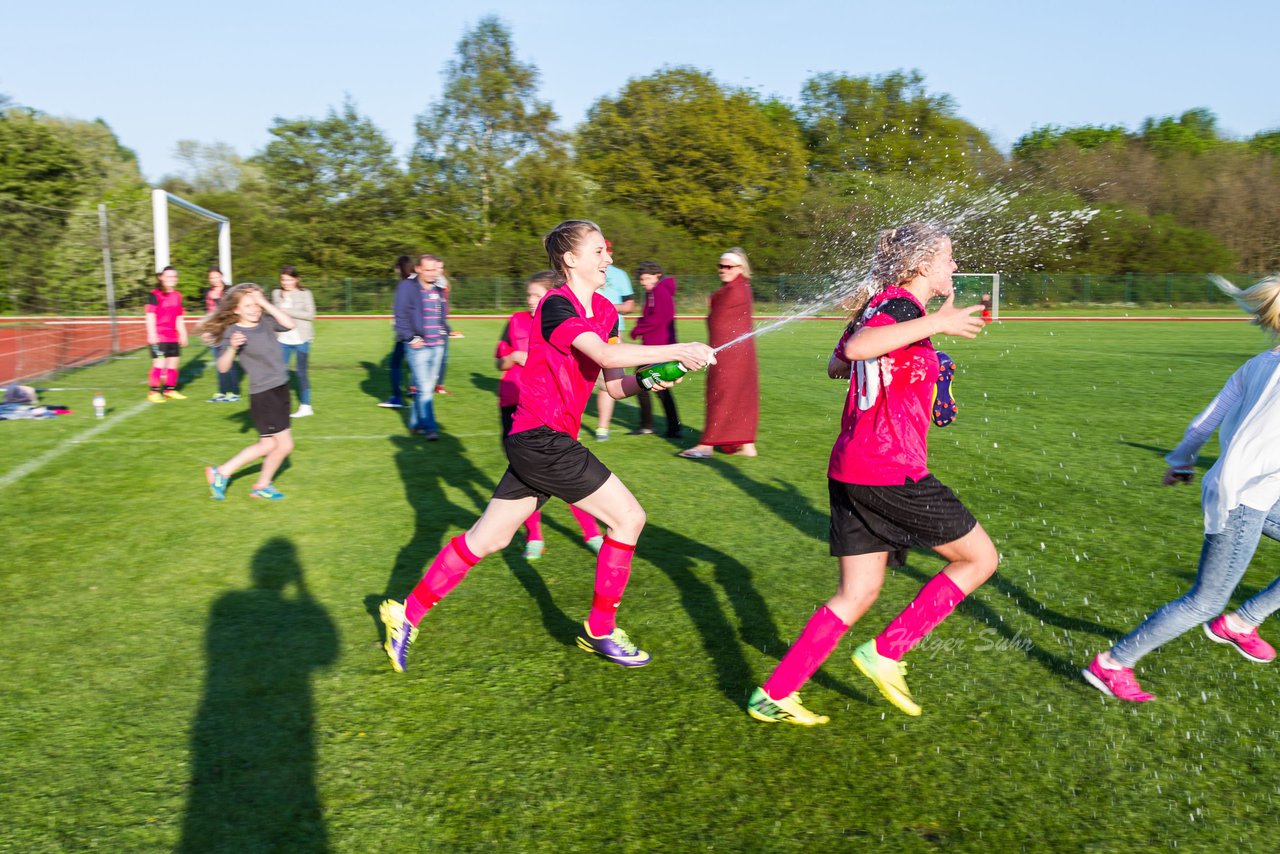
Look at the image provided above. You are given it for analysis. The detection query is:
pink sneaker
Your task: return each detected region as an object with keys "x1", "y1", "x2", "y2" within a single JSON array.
[
  {"x1": 1203, "y1": 615, "x2": 1276, "y2": 663},
  {"x1": 1082, "y1": 655, "x2": 1155, "y2": 702}
]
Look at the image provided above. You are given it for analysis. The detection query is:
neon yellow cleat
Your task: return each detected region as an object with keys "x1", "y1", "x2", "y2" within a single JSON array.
[
  {"x1": 147, "y1": 391, "x2": 166, "y2": 403},
  {"x1": 852, "y1": 639, "x2": 922, "y2": 716},
  {"x1": 747, "y1": 687, "x2": 829, "y2": 726},
  {"x1": 163, "y1": 389, "x2": 187, "y2": 399},
  {"x1": 379, "y1": 599, "x2": 419, "y2": 673}
]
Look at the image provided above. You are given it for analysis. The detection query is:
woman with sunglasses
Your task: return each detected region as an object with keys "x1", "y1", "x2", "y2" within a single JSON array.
[{"x1": 679, "y1": 248, "x2": 760, "y2": 458}]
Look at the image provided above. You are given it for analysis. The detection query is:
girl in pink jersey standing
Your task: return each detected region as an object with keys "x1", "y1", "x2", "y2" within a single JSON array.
[
  {"x1": 748, "y1": 222, "x2": 994, "y2": 725},
  {"x1": 495, "y1": 270, "x2": 606, "y2": 560},
  {"x1": 145, "y1": 266, "x2": 189, "y2": 402},
  {"x1": 379, "y1": 221, "x2": 715, "y2": 673}
]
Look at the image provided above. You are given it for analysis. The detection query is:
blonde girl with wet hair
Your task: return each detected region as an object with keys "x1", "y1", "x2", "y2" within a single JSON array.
[
  {"x1": 747, "y1": 221, "x2": 992, "y2": 725},
  {"x1": 1086, "y1": 274, "x2": 1280, "y2": 702}
]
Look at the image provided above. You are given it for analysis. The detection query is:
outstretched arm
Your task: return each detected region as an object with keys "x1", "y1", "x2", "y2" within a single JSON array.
[
  {"x1": 1163, "y1": 368, "x2": 1245, "y2": 483},
  {"x1": 844, "y1": 293, "x2": 983, "y2": 361},
  {"x1": 570, "y1": 331, "x2": 714, "y2": 373}
]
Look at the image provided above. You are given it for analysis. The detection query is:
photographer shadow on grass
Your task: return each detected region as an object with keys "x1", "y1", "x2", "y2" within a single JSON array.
[{"x1": 180, "y1": 537, "x2": 338, "y2": 854}]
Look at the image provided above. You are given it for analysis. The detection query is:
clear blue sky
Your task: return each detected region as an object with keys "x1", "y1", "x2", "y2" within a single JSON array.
[{"x1": 5, "y1": 0, "x2": 1278, "y2": 183}]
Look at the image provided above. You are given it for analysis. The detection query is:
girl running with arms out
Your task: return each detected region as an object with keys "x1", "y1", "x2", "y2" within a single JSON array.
[
  {"x1": 197, "y1": 284, "x2": 297, "y2": 501},
  {"x1": 1084, "y1": 276, "x2": 1280, "y2": 701},
  {"x1": 495, "y1": 270, "x2": 606, "y2": 560},
  {"x1": 748, "y1": 222, "x2": 994, "y2": 725},
  {"x1": 379, "y1": 221, "x2": 715, "y2": 673}
]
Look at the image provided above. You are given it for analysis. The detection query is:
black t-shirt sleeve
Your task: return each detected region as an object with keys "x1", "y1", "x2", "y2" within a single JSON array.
[
  {"x1": 609, "y1": 319, "x2": 619, "y2": 341},
  {"x1": 540, "y1": 295, "x2": 578, "y2": 341},
  {"x1": 146, "y1": 291, "x2": 159, "y2": 306},
  {"x1": 877, "y1": 297, "x2": 923, "y2": 323}
]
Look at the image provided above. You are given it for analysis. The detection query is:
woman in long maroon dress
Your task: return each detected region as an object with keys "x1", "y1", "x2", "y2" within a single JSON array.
[{"x1": 680, "y1": 248, "x2": 759, "y2": 458}]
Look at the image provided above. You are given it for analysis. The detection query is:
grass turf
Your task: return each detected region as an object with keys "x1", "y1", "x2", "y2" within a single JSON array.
[{"x1": 1, "y1": 317, "x2": 1276, "y2": 852}]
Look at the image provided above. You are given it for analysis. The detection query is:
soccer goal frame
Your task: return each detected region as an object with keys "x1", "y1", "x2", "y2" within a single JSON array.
[
  {"x1": 952, "y1": 272, "x2": 1000, "y2": 320},
  {"x1": 151, "y1": 188, "x2": 232, "y2": 283}
]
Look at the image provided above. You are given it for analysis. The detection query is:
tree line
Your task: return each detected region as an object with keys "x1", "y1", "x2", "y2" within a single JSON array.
[{"x1": 1, "y1": 17, "x2": 1277, "y2": 313}]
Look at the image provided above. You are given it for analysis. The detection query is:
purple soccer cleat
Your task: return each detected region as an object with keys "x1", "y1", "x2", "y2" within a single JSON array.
[{"x1": 575, "y1": 622, "x2": 651, "y2": 667}]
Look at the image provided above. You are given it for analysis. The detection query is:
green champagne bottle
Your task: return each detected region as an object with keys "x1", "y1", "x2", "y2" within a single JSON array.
[{"x1": 636, "y1": 361, "x2": 689, "y2": 390}]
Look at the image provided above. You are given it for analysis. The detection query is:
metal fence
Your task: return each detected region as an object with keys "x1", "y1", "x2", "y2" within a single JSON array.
[
  {"x1": 304, "y1": 272, "x2": 1260, "y2": 315},
  {"x1": 2, "y1": 271, "x2": 1265, "y2": 383}
]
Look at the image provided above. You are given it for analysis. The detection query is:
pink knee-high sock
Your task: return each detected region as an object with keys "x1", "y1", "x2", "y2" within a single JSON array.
[
  {"x1": 164, "y1": 369, "x2": 178, "y2": 389},
  {"x1": 149, "y1": 367, "x2": 162, "y2": 389},
  {"x1": 524, "y1": 510, "x2": 543, "y2": 542},
  {"x1": 404, "y1": 535, "x2": 481, "y2": 625},
  {"x1": 586, "y1": 536, "x2": 635, "y2": 636},
  {"x1": 875, "y1": 572, "x2": 965, "y2": 661},
  {"x1": 762, "y1": 606, "x2": 850, "y2": 700},
  {"x1": 570, "y1": 505, "x2": 601, "y2": 540}
]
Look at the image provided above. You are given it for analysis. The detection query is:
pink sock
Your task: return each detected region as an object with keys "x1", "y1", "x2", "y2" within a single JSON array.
[
  {"x1": 164, "y1": 369, "x2": 178, "y2": 389},
  {"x1": 570, "y1": 505, "x2": 601, "y2": 540},
  {"x1": 524, "y1": 510, "x2": 543, "y2": 542},
  {"x1": 875, "y1": 572, "x2": 965, "y2": 661},
  {"x1": 404, "y1": 535, "x2": 480, "y2": 625},
  {"x1": 762, "y1": 606, "x2": 849, "y2": 700},
  {"x1": 586, "y1": 536, "x2": 634, "y2": 636},
  {"x1": 149, "y1": 368, "x2": 162, "y2": 389}
]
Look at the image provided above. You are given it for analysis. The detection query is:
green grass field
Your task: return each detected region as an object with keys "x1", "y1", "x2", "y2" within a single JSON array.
[{"x1": 2, "y1": 317, "x2": 1277, "y2": 852}]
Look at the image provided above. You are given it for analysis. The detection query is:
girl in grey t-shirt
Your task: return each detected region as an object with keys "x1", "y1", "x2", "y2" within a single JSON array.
[{"x1": 195, "y1": 284, "x2": 297, "y2": 501}]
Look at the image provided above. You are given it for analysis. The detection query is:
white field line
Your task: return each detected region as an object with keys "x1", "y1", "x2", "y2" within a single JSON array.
[
  {"x1": 0, "y1": 399, "x2": 152, "y2": 490},
  {"x1": 63, "y1": 432, "x2": 497, "y2": 445}
]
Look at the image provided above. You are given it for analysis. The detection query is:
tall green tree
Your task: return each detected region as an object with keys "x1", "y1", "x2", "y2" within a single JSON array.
[
  {"x1": 799, "y1": 70, "x2": 1004, "y2": 181},
  {"x1": 0, "y1": 108, "x2": 87, "y2": 310},
  {"x1": 169, "y1": 140, "x2": 257, "y2": 194},
  {"x1": 409, "y1": 16, "x2": 570, "y2": 249},
  {"x1": 40, "y1": 116, "x2": 151, "y2": 311},
  {"x1": 255, "y1": 98, "x2": 404, "y2": 277},
  {"x1": 578, "y1": 66, "x2": 807, "y2": 239},
  {"x1": 1140, "y1": 108, "x2": 1222, "y2": 157}
]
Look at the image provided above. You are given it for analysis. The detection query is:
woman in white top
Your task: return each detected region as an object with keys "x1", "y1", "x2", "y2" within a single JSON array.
[
  {"x1": 1085, "y1": 275, "x2": 1280, "y2": 702},
  {"x1": 272, "y1": 265, "x2": 317, "y2": 418}
]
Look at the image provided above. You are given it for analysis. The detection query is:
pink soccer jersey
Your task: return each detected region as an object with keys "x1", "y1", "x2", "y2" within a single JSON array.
[
  {"x1": 510, "y1": 285, "x2": 619, "y2": 438},
  {"x1": 146, "y1": 289, "x2": 185, "y2": 342},
  {"x1": 495, "y1": 310, "x2": 535, "y2": 408},
  {"x1": 828, "y1": 286, "x2": 939, "y2": 486}
]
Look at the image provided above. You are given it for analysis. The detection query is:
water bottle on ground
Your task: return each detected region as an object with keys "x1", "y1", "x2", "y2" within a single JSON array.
[{"x1": 93, "y1": 393, "x2": 106, "y2": 419}]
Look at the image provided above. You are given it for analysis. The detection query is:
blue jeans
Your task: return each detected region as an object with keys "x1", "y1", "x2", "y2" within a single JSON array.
[
  {"x1": 405, "y1": 344, "x2": 445, "y2": 432},
  {"x1": 281, "y1": 341, "x2": 311, "y2": 405},
  {"x1": 1112, "y1": 500, "x2": 1280, "y2": 666},
  {"x1": 209, "y1": 344, "x2": 241, "y2": 395}
]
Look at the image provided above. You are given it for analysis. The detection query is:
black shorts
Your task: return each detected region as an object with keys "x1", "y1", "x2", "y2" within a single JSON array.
[
  {"x1": 150, "y1": 341, "x2": 181, "y2": 359},
  {"x1": 249, "y1": 383, "x2": 292, "y2": 437},
  {"x1": 828, "y1": 475, "x2": 977, "y2": 563},
  {"x1": 495, "y1": 426, "x2": 612, "y2": 506}
]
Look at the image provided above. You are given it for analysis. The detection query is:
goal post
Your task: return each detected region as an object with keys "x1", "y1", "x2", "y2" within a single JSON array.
[
  {"x1": 952, "y1": 272, "x2": 1000, "y2": 321},
  {"x1": 151, "y1": 189, "x2": 232, "y2": 283}
]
